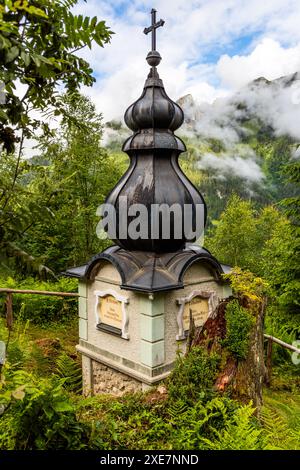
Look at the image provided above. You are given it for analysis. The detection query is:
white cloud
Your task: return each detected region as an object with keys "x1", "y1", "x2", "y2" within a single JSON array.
[
  {"x1": 236, "y1": 76, "x2": 300, "y2": 140},
  {"x1": 198, "y1": 151, "x2": 264, "y2": 182},
  {"x1": 217, "y1": 39, "x2": 300, "y2": 89},
  {"x1": 74, "y1": 0, "x2": 300, "y2": 121}
]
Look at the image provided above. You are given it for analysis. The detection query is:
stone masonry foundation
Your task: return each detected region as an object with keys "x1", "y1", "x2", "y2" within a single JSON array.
[{"x1": 92, "y1": 361, "x2": 143, "y2": 396}]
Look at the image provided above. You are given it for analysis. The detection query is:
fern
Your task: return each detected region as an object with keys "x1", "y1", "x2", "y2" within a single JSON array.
[
  {"x1": 261, "y1": 406, "x2": 300, "y2": 450},
  {"x1": 174, "y1": 397, "x2": 237, "y2": 449},
  {"x1": 168, "y1": 400, "x2": 188, "y2": 422},
  {"x1": 199, "y1": 402, "x2": 263, "y2": 450},
  {"x1": 56, "y1": 353, "x2": 82, "y2": 394}
]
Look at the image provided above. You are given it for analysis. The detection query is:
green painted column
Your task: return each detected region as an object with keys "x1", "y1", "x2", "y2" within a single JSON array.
[
  {"x1": 78, "y1": 280, "x2": 88, "y2": 341},
  {"x1": 139, "y1": 294, "x2": 165, "y2": 367}
]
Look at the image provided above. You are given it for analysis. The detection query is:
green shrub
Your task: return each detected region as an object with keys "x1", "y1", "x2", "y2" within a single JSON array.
[
  {"x1": 0, "y1": 277, "x2": 78, "y2": 323},
  {"x1": 223, "y1": 299, "x2": 255, "y2": 359},
  {"x1": 76, "y1": 393, "x2": 265, "y2": 450},
  {"x1": 0, "y1": 369, "x2": 96, "y2": 450},
  {"x1": 167, "y1": 347, "x2": 221, "y2": 405},
  {"x1": 76, "y1": 393, "x2": 172, "y2": 450}
]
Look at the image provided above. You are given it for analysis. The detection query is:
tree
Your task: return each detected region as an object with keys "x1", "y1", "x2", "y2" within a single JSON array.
[
  {"x1": 205, "y1": 194, "x2": 257, "y2": 268},
  {"x1": 0, "y1": 146, "x2": 58, "y2": 277},
  {"x1": 0, "y1": 0, "x2": 113, "y2": 152},
  {"x1": 262, "y1": 160, "x2": 300, "y2": 316},
  {"x1": 22, "y1": 93, "x2": 124, "y2": 272},
  {"x1": 0, "y1": 1, "x2": 113, "y2": 274},
  {"x1": 206, "y1": 195, "x2": 289, "y2": 276},
  {"x1": 191, "y1": 268, "x2": 269, "y2": 411},
  {"x1": 206, "y1": 191, "x2": 299, "y2": 339}
]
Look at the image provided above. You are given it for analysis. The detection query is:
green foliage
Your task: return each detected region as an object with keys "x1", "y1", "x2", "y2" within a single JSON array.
[
  {"x1": 168, "y1": 399, "x2": 188, "y2": 421},
  {"x1": 171, "y1": 397, "x2": 238, "y2": 449},
  {"x1": 1, "y1": 318, "x2": 299, "y2": 450},
  {"x1": 206, "y1": 195, "x2": 289, "y2": 274},
  {"x1": 199, "y1": 402, "x2": 264, "y2": 450},
  {"x1": 76, "y1": 390, "x2": 265, "y2": 450},
  {"x1": 261, "y1": 407, "x2": 295, "y2": 449},
  {"x1": 223, "y1": 300, "x2": 255, "y2": 360},
  {"x1": 21, "y1": 94, "x2": 123, "y2": 271},
  {"x1": 0, "y1": 369, "x2": 93, "y2": 450},
  {"x1": 0, "y1": 93, "x2": 123, "y2": 275},
  {"x1": 206, "y1": 194, "x2": 257, "y2": 267},
  {"x1": 167, "y1": 347, "x2": 220, "y2": 405},
  {"x1": 260, "y1": 136, "x2": 296, "y2": 201},
  {"x1": 265, "y1": 305, "x2": 300, "y2": 343},
  {"x1": 223, "y1": 267, "x2": 269, "y2": 302},
  {"x1": 56, "y1": 353, "x2": 82, "y2": 394},
  {"x1": 262, "y1": 389, "x2": 300, "y2": 450},
  {"x1": 263, "y1": 159, "x2": 300, "y2": 316},
  {"x1": 0, "y1": 276, "x2": 77, "y2": 323},
  {"x1": 0, "y1": 148, "x2": 59, "y2": 277},
  {"x1": 261, "y1": 217, "x2": 299, "y2": 314},
  {"x1": 0, "y1": 0, "x2": 113, "y2": 151},
  {"x1": 207, "y1": 194, "x2": 299, "y2": 340}
]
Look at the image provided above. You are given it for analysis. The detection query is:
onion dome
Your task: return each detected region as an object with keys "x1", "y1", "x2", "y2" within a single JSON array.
[
  {"x1": 123, "y1": 67, "x2": 186, "y2": 153},
  {"x1": 125, "y1": 69, "x2": 184, "y2": 132},
  {"x1": 123, "y1": 67, "x2": 185, "y2": 153},
  {"x1": 104, "y1": 10, "x2": 207, "y2": 253}
]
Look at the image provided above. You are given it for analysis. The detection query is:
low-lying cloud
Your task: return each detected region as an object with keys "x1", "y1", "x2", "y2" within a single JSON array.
[{"x1": 198, "y1": 151, "x2": 264, "y2": 182}]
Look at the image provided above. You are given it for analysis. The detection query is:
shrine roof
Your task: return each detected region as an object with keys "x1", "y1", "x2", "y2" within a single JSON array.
[{"x1": 63, "y1": 245, "x2": 229, "y2": 293}]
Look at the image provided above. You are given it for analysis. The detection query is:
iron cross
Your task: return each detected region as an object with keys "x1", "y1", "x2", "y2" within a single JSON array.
[{"x1": 143, "y1": 9, "x2": 165, "y2": 51}]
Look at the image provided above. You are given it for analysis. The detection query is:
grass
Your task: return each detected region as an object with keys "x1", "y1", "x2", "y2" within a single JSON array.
[
  {"x1": 262, "y1": 389, "x2": 300, "y2": 450},
  {"x1": 24, "y1": 317, "x2": 78, "y2": 356},
  {"x1": 0, "y1": 316, "x2": 79, "y2": 377}
]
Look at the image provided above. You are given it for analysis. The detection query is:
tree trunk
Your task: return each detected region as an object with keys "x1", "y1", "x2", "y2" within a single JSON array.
[{"x1": 191, "y1": 295, "x2": 267, "y2": 411}]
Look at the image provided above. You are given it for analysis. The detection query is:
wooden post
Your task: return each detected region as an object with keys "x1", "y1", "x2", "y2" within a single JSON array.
[
  {"x1": 5, "y1": 292, "x2": 13, "y2": 331},
  {"x1": 266, "y1": 336, "x2": 273, "y2": 387}
]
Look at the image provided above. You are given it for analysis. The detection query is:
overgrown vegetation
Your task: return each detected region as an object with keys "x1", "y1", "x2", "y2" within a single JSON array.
[
  {"x1": 0, "y1": 277, "x2": 77, "y2": 323},
  {"x1": 0, "y1": 370, "x2": 94, "y2": 450},
  {"x1": 223, "y1": 300, "x2": 255, "y2": 359},
  {"x1": 0, "y1": 319, "x2": 299, "y2": 450},
  {"x1": 168, "y1": 347, "x2": 220, "y2": 404}
]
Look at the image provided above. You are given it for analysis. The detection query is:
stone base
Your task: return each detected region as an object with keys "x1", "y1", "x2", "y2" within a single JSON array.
[
  {"x1": 81, "y1": 355, "x2": 160, "y2": 396},
  {"x1": 92, "y1": 362, "x2": 143, "y2": 396},
  {"x1": 79, "y1": 343, "x2": 172, "y2": 396}
]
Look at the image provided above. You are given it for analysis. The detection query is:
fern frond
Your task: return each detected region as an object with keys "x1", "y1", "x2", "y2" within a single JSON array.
[
  {"x1": 200, "y1": 402, "x2": 263, "y2": 450},
  {"x1": 56, "y1": 353, "x2": 82, "y2": 394},
  {"x1": 261, "y1": 406, "x2": 298, "y2": 450},
  {"x1": 168, "y1": 400, "x2": 188, "y2": 422}
]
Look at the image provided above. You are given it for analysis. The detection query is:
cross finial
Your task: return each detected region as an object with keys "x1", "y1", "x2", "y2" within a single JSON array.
[{"x1": 144, "y1": 8, "x2": 165, "y2": 52}]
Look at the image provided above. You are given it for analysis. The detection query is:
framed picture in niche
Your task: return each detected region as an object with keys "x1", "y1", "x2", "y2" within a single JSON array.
[
  {"x1": 94, "y1": 289, "x2": 129, "y2": 339},
  {"x1": 176, "y1": 290, "x2": 218, "y2": 340}
]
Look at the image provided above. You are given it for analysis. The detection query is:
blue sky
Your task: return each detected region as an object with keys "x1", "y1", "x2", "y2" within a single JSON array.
[{"x1": 75, "y1": 0, "x2": 300, "y2": 121}]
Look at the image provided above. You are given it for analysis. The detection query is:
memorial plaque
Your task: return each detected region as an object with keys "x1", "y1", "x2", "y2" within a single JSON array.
[
  {"x1": 98, "y1": 295, "x2": 123, "y2": 330},
  {"x1": 182, "y1": 296, "x2": 209, "y2": 331}
]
